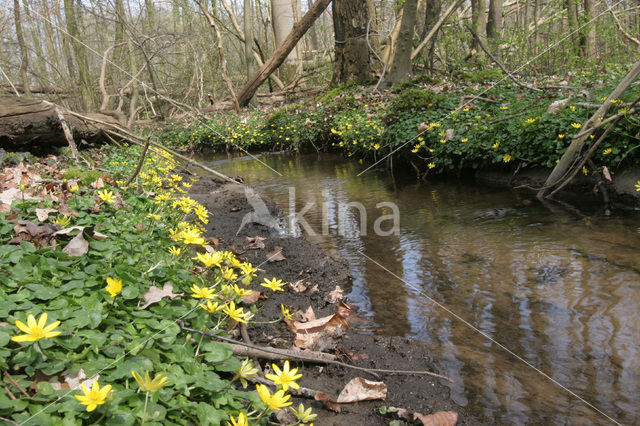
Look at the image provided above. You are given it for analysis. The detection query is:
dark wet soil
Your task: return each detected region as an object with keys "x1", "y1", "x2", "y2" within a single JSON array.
[{"x1": 190, "y1": 176, "x2": 481, "y2": 425}]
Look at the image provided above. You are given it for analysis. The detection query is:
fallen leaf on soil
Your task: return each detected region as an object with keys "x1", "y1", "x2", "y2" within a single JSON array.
[
  {"x1": 62, "y1": 232, "x2": 89, "y2": 257},
  {"x1": 266, "y1": 246, "x2": 286, "y2": 262},
  {"x1": 413, "y1": 411, "x2": 458, "y2": 426},
  {"x1": 0, "y1": 203, "x2": 10, "y2": 213},
  {"x1": 314, "y1": 392, "x2": 341, "y2": 413},
  {"x1": 241, "y1": 291, "x2": 263, "y2": 305},
  {"x1": 275, "y1": 408, "x2": 297, "y2": 425},
  {"x1": 140, "y1": 284, "x2": 183, "y2": 309},
  {"x1": 91, "y1": 177, "x2": 104, "y2": 189},
  {"x1": 286, "y1": 311, "x2": 349, "y2": 350},
  {"x1": 0, "y1": 187, "x2": 41, "y2": 204},
  {"x1": 292, "y1": 306, "x2": 316, "y2": 322},
  {"x1": 53, "y1": 226, "x2": 109, "y2": 240},
  {"x1": 288, "y1": 280, "x2": 308, "y2": 293},
  {"x1": 336, "y1": 377, "x2": 387, "y2": 403},
  {"x1": 56, "y1": 369, "x2": 99, "y2": 391},
  {"x1": 601, "y1": 166, "x2": 612, "y2": 184},
  {"x1": 205, "y1": 237, "x2": 219, "y2": 247},
  {"x1": 35, "y1": 208, "x2": 58, "y2": 222},
  {"x1": 10, "y1": 220, "x2": 60, "y2": 246},
  {"x1": 245, "y1": 236, "x2": 266, "y2": 249},
  {"x1": 325, "y1": 285, "x2": 345, "y2": 303}
]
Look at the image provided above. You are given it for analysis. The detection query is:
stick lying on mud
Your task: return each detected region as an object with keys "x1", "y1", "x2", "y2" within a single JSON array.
[{"x1": 176, "y1": 319, "x2": 453, "y2": 382}]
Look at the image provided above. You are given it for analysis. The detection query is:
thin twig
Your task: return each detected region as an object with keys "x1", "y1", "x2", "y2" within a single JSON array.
[
  {"x1": 175, "y1": 319, "x2": 453, "y2": 382},
  {"x1": 3, "y1": 386, "x2": 16, "y2": 400},
  {"x1": 0, "y1": 416, "x2": 19, "y2": 426},
  {"x1": 464, "y1": 23, "x2": 542, "y2": 92},
  {"x1": 4, "y1": 372, "x2": 30, "y2": 398},
  {"x1": 124, "y1": 136, "x2": 151, "y2": 187}
]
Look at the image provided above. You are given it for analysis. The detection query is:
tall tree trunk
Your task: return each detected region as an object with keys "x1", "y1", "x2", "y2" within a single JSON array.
[
  {"x1": 487, "y1": 0, "x2": 503, "y2": 40},
  {"x1": 471, "y1": 0, "x2": 488, "y2": 57},
  {"x1": 417, "y1": 0, "x2": 442, "y2": 64},
  {"x1": 332, "y1": 0, "x2": 378, "y2": 83},
  {"x1": 365, "y1": 0, "x2": 381, "y2": 56},
  {"x1": 244, "y1": 0, "x2": 254, "y2": 78},
  {"x1": 565, "y1": 0, "x2": 580, "y2": 56},
  {"x1": 144, "y1": 0, "x2": 156, "y2": 32},
  {"x1": 386, "y1": 0, "x2": 419, "y2": 85},
  {"x1": 64, "y1": 0, "x2": 93, "y2": 111},
  {"x1": 13, "y1": 0, "x2": 31, "y2": 96},
  {"x1": 272, "y1": 0, "x2": 296, "y2": 62},
  {"x1": 21, "y1": 0, "x2": 47, "y2": 81},
  {"x1": 583, "y1": 0, "x2": 598, "y2": 59}
]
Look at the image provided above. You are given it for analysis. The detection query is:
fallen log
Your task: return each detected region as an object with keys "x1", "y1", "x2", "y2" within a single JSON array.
[{"x1": 0, "y1": 96, "x2": 119, "y2": 153}]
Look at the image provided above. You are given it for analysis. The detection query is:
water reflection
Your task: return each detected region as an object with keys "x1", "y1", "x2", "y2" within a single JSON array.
[{"x1": 196, "y1": 152, "x2": 640, "y2": 424}]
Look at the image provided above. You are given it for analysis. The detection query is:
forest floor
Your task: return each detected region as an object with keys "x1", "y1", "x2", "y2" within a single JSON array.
[{"x1": 189, "y1": 175, "x2": 481, "y2": 425}]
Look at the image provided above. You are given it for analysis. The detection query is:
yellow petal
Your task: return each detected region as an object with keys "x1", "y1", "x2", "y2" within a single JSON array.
[
  {"x1": 91, "y1": 381, "x2": 100, "y2": 392},
  {"x1": 27, "y1": 314, "x2": 37, "y2": 329},
  {"x1": 98, "y1": 384, "x2": 112, "y2": 399},
  {"x1": 44, "y1": 330, "x2": 61, "y2": 338},
  {"x1": 15, "y1": 320, "x2": 30, "y2": 334},
  {"x1": 37, "y1": 313, "x2": 48, "y2": 329},
  {"x1": 11, "y1": 334, "x2": 36, "y2": 342},
  {"x1": 43, "y1": 321, "x2": 60, "y2": 333}
]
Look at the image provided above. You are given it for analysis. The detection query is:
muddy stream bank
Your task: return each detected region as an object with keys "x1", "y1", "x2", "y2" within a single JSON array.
[{"x1": 191, "y1": 152, "x2": 640, "y2": 425}]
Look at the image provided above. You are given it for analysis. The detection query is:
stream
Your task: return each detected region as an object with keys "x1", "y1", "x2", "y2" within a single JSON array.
[{"x1": 196, "y1": 152, "x2": 640, "y2": 425}]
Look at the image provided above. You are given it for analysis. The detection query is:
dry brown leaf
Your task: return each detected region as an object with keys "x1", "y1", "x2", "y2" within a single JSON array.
[
  {"x1": 325, "y1": 286, "x2": 345, "y2": 304},
  {"x1": 241, "y1": 291, "x2": 263, "y2": 305},
  {"x1": 314, "y1": 392, "x2": 341, "y2": 413},
  {"x1": 336, "y1": 377, "x2": 387, "y2": 403},
  {"x1": 288, "y1": 280, "x2": 308, "y2": 293},
  {"x1": 204, "y1": 244, "x2": 217, "y2": 253},
  {"x1": 286, "y1": 312, "x2": 349, "y2": 350},
  {"x1": 413, "y1": 411, "x2": 459, "y2": 426},
  {"x1": 91, "y1": 177, "x2": 104, "y2": 189},
  {"x1": 245, "y1": 236, "x2": 266, "y2": 250},
  {"x1": 0, "y1": 187, "x2": 40, "y2": 205},
  {"x1": 140, "y1": 284, "x2": 183, "y2": 309},
  {"x1": 601, "y1": 166, "x2": 612, "y2": 184},
  {"x1": 62, "y1": 232, "x2": 89, "y2": 257},
  {"x1": 266, "y1": 246, "x2": 286, "y2": 262},
  {"x1": 35, "y1": 208, "x2": 58, "y2": 222},
  {"x1": 53, "y1": 226, "x2": 108, "y2": 240},
  {"x1": 0, "y1": 202, "x2": 11, "y2": 213}
]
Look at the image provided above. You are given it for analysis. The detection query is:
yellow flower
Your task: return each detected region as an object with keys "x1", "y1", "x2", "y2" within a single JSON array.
[
  {"x1": 181, "y1": 229, "x2": 206, "y2": 246},
  {"x1": 146, "y1": 213, "x2": 161, "y2": 220},
  {"x1": 234, "y1": 358, "x2": 259, "y2": 389},
  {"x1": 74, "y1": 381, "x2": 112, "y2": 412},
  {"x1": 256, "y1": 384, "x2": 292, "y2": 411},
  {"x1": 168, "y1": 246, "x2": 181, "y2": 256},
  {"x1": 182, "y1": 182, "x2": 192, "y2": 188},
  {"x1": 582, "y1": 166, "x2": 588, "y2": 175},
  {"x1": 194, "y1": 205, "x2": 209, "y2": 224},
  {"x1": 265, "y1": 360, "x2": 302, "y2": 391},
  {"x1": 558, "y1": 134, "x2": 565, "y2": 139},
  {"x1": 492, "y1": 142, "x2": 499, "y2": 149},
  {"x1": 571, "y1": 122, "x2": 582, "y2": 129},
  {"x1": 200, "y1": 300, "x2": 223, "y2": 313},
  {"x1": 193, "y1": 251, "x2": 223, "y2": 268},
  {"x1": 569, "y1": 105, "x2": 576, "y2": 111},
  {"x1": 461, "y1": 138, "x2": 468, "y2": 143},
  {"x1": 503, "y1": 154, "x2": 512, "y2": 163},
  {"x1": 69, "y1": 184, "x2": 79, "y2": 193},
  {"x1": 635, "y1": 180, "x2": 640, "y2": 191},
  {"x1": 105, "y1": 277, "x2": 122, "y2": 297},
  {"x1": 603, "y1": 148, "x2": 612, "y2": 155},
  {"x1": 373, "y1": 143, "x2": 380, "y2": 150},
  {"x1": 232, "y1": 284, "x2": 252, "y2": 297},
  {"x1": 227, "y1": 412, "x2": 249, "y2": 426},
  {"x1": 97, "y1": 189, "x2": 115, "y2": 204},
  {"x1": 11, "y1": 313, "x2": 61, "y2": 343},
  {"x1": 281, "y1": 304, "x2": 293, "y2": 320},
  {"x1": 500, "y1": 106, "x2": 508, "y2": 110},
  {"x1": 223, "y1": 301, "x2": 251, "y2": 323},
  {"x1": 53, "y1": 215, "x2": 71, "y2": 227},
  {"x1": 261, "y1": 278, "x2": 285, "y2": 292},
  {"x1": 190, "y1": 284, "x2": 216, "y2": 299},
  {"x1": 131, "y1": 370, "x2": 169, "y2": 392},
  {"x1": 290, "y1": 403, "x2": 317, "y2": 424},
  {"x1": 428, "y1": 163, "x2": 435, "y2": 169},
  {"x1": 222, "y1": 268, "x2": 239, "y2": 281}
]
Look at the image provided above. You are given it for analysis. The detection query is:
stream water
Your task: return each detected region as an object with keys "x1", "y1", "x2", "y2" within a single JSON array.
[{"x1": 197, "y1": 152, "x2": 640, "y2": 425}]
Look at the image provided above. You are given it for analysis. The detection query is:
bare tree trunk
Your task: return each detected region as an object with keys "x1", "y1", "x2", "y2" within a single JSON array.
[
  {"x1": 365, "y1": 0, "x2": 381, "y2": 55},
  {"x1": 64, "y1": 0, "x2": 93, "y2": 111},
  {"x1": 565, "y1": 0, "x2": 580, "y2": 55},
  {"x1": 487, "y1": 0, "x2": 503, "y2": 40},
  {"x1": 583, "y1": 0, "x2": 598, "y2": 60},
  {"x1": 237, "y1": 0, "x2": 332, "y2": 106},
  {"x1": 332, "y1": 0, "x2": 379, "y2": 83},
  {"x1": 386, "y1": 0, "x2": 419, "y2": 85},
  {"x1": 244, "y1": 0, "x2": 254, "y2": 78},
  {"x1": 471, "y1": 0, "x2": 488, "y2": 57},
  {"x1": 272, "y1": 0, "x2": 296, "y2": 63},
  {"x1": 13, "y1": 0, "x2": 31, "y2": 96},
  {"x1": 144, "y1": 0, "x2": 156, "y2": 32}
]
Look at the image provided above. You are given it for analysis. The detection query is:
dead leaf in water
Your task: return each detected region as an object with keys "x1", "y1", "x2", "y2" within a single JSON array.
[
  {"x1": 266, "y1": 246, "x2": 286, "y2": 262},
  {"x1": 413, "y1": 411, "x2": 458, "y2": 426},
  {"x1": 336, "y1": 377, "x2": 387, "y2": 403},
  {"x1": 140, "y1": 284, "x2": 183, "y2": 309}
]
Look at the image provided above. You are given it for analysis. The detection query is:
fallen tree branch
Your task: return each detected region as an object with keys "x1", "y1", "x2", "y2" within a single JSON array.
[
  {"x1": 124, "y1": 136, "x2": 151, "y2": 186},
  {"x1": 176, "y1": 319, "x2": 453, "y2": 382},
  {"x1": 464, "y1": 23, "x2": 542, "y2": 92},
  {"x1": 54, "y1": 107, "x2": 79, "y2": 161}
]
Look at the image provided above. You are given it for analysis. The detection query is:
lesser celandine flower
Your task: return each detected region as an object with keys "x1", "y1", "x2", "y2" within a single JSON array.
[
  {"x1": 11, "y1": 313, "x2": 61, "y2": 342},
  {"x1": 69, "y1": 184, "x2": 79, "y2": 193},
  {"x1": 571, "y1": 122, "x2": 582, "y2": 129},
  {"x1": 190, "y1": 284, "x2": 216, "y2": 299},
  {"x1": 265, "y1": 360, "x2": 302, "y2": 391},
  {"x1": 281, "y1": 304, "x2": 293, "y2": 320},
  {"x1": 261, "y1": 278, "x2": 285, "y2": 292},
  {"x1": 168, "y1": 246, "x2": 181, "y2": 256},
  {"x1": 256, "y1": 384, "x2": 292, "y2": 411},
  {"x1": 232, "y1": 284, "x2": 252, "y2": 297},
  {"x1": 503, "y1": 154, "x2": 512, "y2": 163},
  {"x1": 635, "y1": 180, "x2": 640, "y2": 192},
  {"x1": 223, "y1": 301, "x2": 250, "y2": 323},
  {"x1": 234, "y1": 358, "x2": 259, "y2": 388},
  {"x1": 200, "y1": 300, "x2": 223, "y2": 313},
  {"x1": 75, "y1": 381, "x2": 112, "y2": 412},
  {"x1": 97, "y1": 189, "x2": 115, "y2": 204},
  {"x1": 131, "y1": 370, "x2": 169, "y2": 392},
  {"x1": 290, "y1": 403, "x2": 317, "y2": 423},
  {"x1": 192, "y1": 252, "x2": 223, "y2": 268},
  {"x1": 105, "y1": 277, "x2": 122, "y2": 297},
  {"x1": 227, "y1": 412, "x2": 249, "y2": 426}
]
